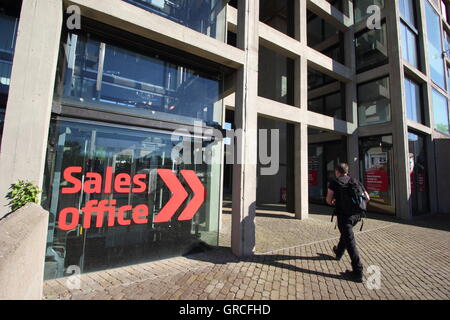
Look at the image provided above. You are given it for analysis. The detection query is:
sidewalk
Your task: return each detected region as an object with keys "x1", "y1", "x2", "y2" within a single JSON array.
[{"x1": 43, "y1": 209, "x2": 450, "y2": 300}]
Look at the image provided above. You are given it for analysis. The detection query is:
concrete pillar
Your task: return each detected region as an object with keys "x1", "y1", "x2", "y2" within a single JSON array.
[
  {"x1": 386, "y1": 0, "x2": 412, "y2": 220},
  {"x1": 344, "y1": 1, "x2": 359, "y2": 178},
  {"x1": 0, "y1": 0, "x2": 63, "y2": 218},
  {"x1": 293, "y1": 0, "x2": 309, "y2": 220},
  {"x1": 231, "y1": 0, "x2": 259, "y2": 257}
]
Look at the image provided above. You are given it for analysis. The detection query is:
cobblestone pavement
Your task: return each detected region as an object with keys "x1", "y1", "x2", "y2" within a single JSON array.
[{"x1": 44, "y1": 208, "x2": 450, "y2": 300}]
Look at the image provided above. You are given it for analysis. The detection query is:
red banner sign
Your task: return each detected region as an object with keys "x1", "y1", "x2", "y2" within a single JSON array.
[
  {"x1": 365, "y1": 170, "x2": 389, "y2": 193},
  {"x1": 57, "y1": 167, "x2": 205, "y2": 231}
]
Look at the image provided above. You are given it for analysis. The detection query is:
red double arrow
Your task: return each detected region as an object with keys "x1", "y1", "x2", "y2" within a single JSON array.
[{"x1": 153, "y1": 169, "x2": 206, "y2": 223}]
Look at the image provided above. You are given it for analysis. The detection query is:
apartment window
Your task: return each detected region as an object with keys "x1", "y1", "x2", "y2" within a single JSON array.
[
  {"x1": 358, "y1": 77, "x2": 391, "y2": 126},
  {"x1": 432, "y1": 88, "x2": 449, "y2": 134},
  {"x1": 404, "y1": 77, "x2": 423, "y2": 124},
  {"x1": 354, "y1": 0, "x2": 385, "y2": 23},
  {"x1": 399, "y1": 0, "x2": 419, "y2": 68},
  {"x1": 123, "y1": 0, "x2": 226, "y2": 41},
  {"x1": 60, "y1": 31, "x2": 224, "y2": 127},
  {"x1": 426, "y1": 1, "x2": 446, "y2": 89},
  {"x1": 355, "y1": 23, "x2": 389, "y2": 73}
]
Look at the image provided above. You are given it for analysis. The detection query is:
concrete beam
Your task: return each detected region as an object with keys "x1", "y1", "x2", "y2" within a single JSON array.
[
  {"x1": 307, "y1": 0, "x2": 352, "y2": 31},
  {"x1": 0, "y1": 0, "x2": 63, "y2": 218},
  {"x1": 66, "y1": 0, "x2": 245, "y2": 69}
]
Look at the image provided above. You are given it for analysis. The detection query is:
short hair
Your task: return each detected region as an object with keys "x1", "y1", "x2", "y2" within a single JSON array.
[{"x1": 335, "y1": 163, "x2": 349, "y2": 175}]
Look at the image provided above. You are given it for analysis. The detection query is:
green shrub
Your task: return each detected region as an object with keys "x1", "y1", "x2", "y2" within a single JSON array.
[{"x1": 7, "y1": 180, "x2": 41, "y2": 212}]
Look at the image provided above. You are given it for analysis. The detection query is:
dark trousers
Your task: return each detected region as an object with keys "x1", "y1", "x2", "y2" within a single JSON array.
[{"x1": 336, "y1": 214, "x2": 363, "y2": 274}]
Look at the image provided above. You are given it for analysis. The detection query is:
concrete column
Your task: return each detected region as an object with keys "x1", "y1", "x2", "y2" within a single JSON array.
[
  {"x1": 231, "y1": 0, "x2": 259, "y2": 257},
  {"x1": 293, "y1": 0, "x2": 309, "y2": 220},
  {"x1": 0, "y1": 0, "x2": 63, "y2": 218},
  {"x1": 344, "y1": 1, "x2": 359, "y2": 178},
  {"x1": 386, "y1": 0, "x2": 412, "y2": 220}
]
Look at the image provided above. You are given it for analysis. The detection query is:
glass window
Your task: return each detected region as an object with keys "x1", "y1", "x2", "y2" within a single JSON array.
[
  {"x1": 258, "y1": 45, "x2": 295, "y2": 106},
  {"x1": 400, "y1": 23, "x2": 419, "y2": 68},
  {"x1": 308, "y1": 91, "x2": 346, "y2": 121},
  {"x1": 404, "y1": 77, "x2": 423, "y2": 124},
  {"x1": 123, "y1": 0, "x2": 226, "y2": 41},
  {"x1": 61, "y1": 32, "x2": 223, "y2": 127},
  {"x1": 399, "y1": 0, "x2": 416, "y2": 26},
  {"x1": 432, "y1": 88, "x2": 450, "y2": 134},
  {"x1": 0, "y1": 12, "x2": 19, "y2": 97},
  {"x1": 426, "y1": 1, "x2": 446, "y2": 89},
  {"x1": 359, "y1": 135, "x2": 395, "y2": 215},
  {"x1": 43, "y1": 119, "x2": 221, "y2": 279},
  {"x1": 355, "y1": 23, "x2": 389, "y2": 73},
  {"x1": 354, "y1": 0, "x2": 385, "y2": 23},
  {"x1": 408, "y1": 132, "x2": 429, "y2": 215},
  {"x1": 260, "y1": 0, "x2": 295, "y2": 38},
  {"x1": 358, "y1": 77, "x2": 391, "y2": 126}
]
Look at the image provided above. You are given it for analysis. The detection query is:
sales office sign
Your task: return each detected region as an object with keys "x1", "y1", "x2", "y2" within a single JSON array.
[{"x1": 57, "y1": 166, "x2": 206, "y2": 231}]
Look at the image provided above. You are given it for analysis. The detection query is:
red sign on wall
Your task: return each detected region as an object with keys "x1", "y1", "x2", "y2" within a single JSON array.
[
  {"x1": 308, "y1": 170, "x2": 318, "y2": 186},
  {"x1": 365, "y1": 170, "x2": 389, "y2": 193}
]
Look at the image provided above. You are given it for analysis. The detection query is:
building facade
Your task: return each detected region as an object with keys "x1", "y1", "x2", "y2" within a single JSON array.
[{"x1": 0, "y1": 0, "x2": 449, "y2": 279}]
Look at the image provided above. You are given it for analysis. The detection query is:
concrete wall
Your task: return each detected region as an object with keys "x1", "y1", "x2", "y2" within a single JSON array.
[{"x1": 0, "y1": 204, "x2": 48, "y2": 300}]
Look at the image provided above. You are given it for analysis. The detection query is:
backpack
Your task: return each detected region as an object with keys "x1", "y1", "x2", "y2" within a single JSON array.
[{"x1": 331, "y1": 177, "x2": 368, "y2": 231}]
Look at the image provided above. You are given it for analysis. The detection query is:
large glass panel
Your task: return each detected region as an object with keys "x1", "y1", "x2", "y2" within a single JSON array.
[
  {"x1": 308, "y1": 138, "x2": 347, "y2": 204},
  {"x1": 408, "y1": 132, "x2": 429, "y2": 215},
  {"x1": 358, "y1": 77, "x2": 391, "y2": 126},
  {"x1": 260, "y1": 0, "x2": 295, "y2": 38},
  {"x1": 355, "y1": 23, "x2": 389, "y2": 73},
  {"x1": 432, "y1": 88, "x2": 450, "y2": 134},
  {"x1": 43, "y1": 119, "x2": 221, "y2": 279},
  {"x1": 426, "y1": 1, "x2": 446, "y2": 89},
  {"x1": 258, "y1": 45, "x2": 295, "y2": 106},
  {"x1": 123, "y1": 0, "x2": 226, "y2": 41},
  {"x1": 359, "y1": 135, "x2": 395, "y2": 215},
  {"x1": 61, "y1": 32, "x2": 223, "y2": 127},
  {"x1": 399, "y1": 0, "x2": 416, "y2": 26},
  {"x1": 404, "y1": 77, "x2": 423, "y2": 124},
  {"x1": 400, "y1": 23, "x2": 419, "y2": 68},
  {"x1": 354, "y1": 0, "x2": 385, "y2": 23},
  {"x1": 0, "y1": 12, "x2": 19, "y2": 98},
  {"x1": 308, "y1": 91, "x2": 345, "y2": 120}
]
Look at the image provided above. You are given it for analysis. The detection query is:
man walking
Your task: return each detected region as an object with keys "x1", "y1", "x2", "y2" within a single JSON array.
[{"x1": 326, "y1": 163, "x2": 370, "y2": 283}]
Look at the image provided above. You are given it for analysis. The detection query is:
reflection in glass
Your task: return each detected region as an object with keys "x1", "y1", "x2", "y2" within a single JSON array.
[
  {"x1": 123, "y1": 0, "x2": 226, "y2": 41},
  {"x1": 400, "y1": 22, "x2": 419, "y2": 68},
  {"x1": 404, "y1": 78, "x2": 423, "y2": 124},
  {"x1": 260, "y1": 0, "x2": 295, "y2": 38},
  {"x1": 426, "y1": 1, "x2": 446, "y2": 89},
  {"x1": 0, "y1": 13, "x2": 19, "y2": 98},
  {"x1": 308, "y1": 91, "x2": 345, "y2": 121},
  {"x1": 358, "y1": 77, "x2": 391, "y2": 126},
  {"x1": 354, "y1": 0, "x2": 385, "y2": 23},
  {"x1": 359, "y1": 135, "x2": 395, "y2": 215},
  {"x1": 43, "y1": 119, "x2": 221, "y2": 279},
  {"x1": 61, "y1": 33, "x2": 223, "y2": 127},
  {"x1": 408, "y1": 132, "x2": 429, "y2": 215},
  {"x1": 308, "y1": 139, "x2": 347, "y2": 204},
  {"x1": 258, "y1": 45, "x2": 295, "y2": 106},
  {"x1": 432, "y1": 88, "x2": 449, "y2": 134},
  {"x1": 355, "y1": 23, "x2": 388, "y2": 73},
  {"x1": 0, "y1": 109, "x2": 4, "y2": 149}
]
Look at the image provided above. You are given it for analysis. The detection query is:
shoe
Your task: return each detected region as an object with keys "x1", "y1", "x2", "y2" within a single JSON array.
[
  {"x1": 341, "y1": 270, "x2": 363, "y2": 283},
  {"x1": 333, "y1": 246, "x2": 343, "y2": 261}
]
